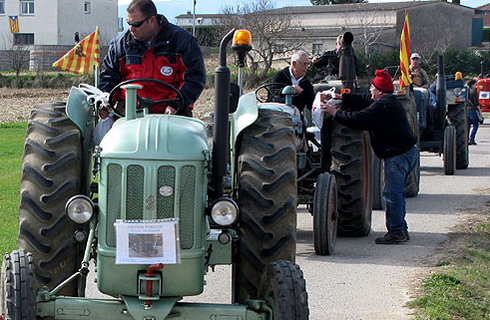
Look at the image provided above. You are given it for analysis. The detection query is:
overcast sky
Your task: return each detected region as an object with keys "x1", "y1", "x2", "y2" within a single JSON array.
[{"x1": 118, "y1": 0, "x2": 489, "y2": 23}]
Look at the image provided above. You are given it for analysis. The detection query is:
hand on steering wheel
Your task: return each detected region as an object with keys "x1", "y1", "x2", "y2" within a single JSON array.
[{"x1": 108, "y1": 78, "x2": 185, "y2": 117}]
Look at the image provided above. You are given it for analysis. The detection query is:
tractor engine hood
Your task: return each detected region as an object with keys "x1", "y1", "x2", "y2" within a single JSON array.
[{"x1": 99, "y1": 115, "x2": 209, "y2": 160}]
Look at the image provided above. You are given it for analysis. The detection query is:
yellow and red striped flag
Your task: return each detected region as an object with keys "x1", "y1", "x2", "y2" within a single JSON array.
[
  {"x1": 9, "y1": 16, "x2": 19, "y2": 33},
  {"x1": 53, "y1": 27, "x2": 100, "y2": 75},
  {"x1": 399, "y1": 11, "x2": 412, "y2": 89}
]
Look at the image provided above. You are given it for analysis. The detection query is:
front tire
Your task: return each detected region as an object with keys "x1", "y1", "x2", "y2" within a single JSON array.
[
  {"x1": 313, "y1": 173, "x2": 337, "y2": 255},
  {"x1": 447, "y1": 102, "x2": 468, "y2": 169},
  {"x1": 257, "y1": 260, "x2": 309, "y2": 320},
  {"x1": 18, "y1": 103, "x2": 84, "y2": 296},
  {"x1": 233, "y1": 109, "x2": 297, "y2": 304},
  {"x1": 371, "y1": 155, "x2": 385, "y2": 210},
  {"x1": 1, "y1": 250, "x2": 36, "y2": 320},
  {"x1": 443, "y1": 126, "x2": 456, "y2": 175},
  {"x1": 405, "y1": 151, "x2": 420, "y2": 198}
]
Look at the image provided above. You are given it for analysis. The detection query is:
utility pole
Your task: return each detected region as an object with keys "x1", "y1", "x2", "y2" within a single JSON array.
[{"x1": 192, "y1": 0, "x2": 196, "y2": 37}]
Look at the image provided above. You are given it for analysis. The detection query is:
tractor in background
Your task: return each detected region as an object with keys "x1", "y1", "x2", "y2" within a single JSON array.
[{"x1": 260, "y1": 32, "x2": 373, "y2": 257}]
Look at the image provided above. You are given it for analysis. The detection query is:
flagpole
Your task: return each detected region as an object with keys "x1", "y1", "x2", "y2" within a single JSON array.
[{"x1": 94, "y1": 65, "x2": 99, "y2": 88}]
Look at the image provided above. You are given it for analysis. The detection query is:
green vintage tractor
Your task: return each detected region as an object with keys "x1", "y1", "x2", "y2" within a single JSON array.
[{"x1": 1, "y1": 30, "x2": 308, "y2": 320}]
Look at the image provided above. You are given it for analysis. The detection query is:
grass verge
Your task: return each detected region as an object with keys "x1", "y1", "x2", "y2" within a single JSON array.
[
  {"x1": 0, "y1": 122, "x2": 26, "y2": 256},
  {"x1": 408, "y1": 204, "x2": 490, "y2": 319}
]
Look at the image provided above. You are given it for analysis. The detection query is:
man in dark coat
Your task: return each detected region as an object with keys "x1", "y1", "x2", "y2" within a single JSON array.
[
  {"x1": 321, "y1": 70, "x2": 418, "y2": 244},
  {"x1": 271, "y1": 50, "x2": 315, "y2": 112}
]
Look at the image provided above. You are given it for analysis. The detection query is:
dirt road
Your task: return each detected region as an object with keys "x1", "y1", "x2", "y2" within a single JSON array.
[{"x1": 182, "y1": 123, "x2": 490, "y2": 319}]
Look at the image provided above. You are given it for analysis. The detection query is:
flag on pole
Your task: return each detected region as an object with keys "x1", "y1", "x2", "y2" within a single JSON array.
[
  {"x1": 52, "y1": 27, "x2": 100, "y2": 75},
  {"x1": 9, "y1": 16, "x2": 19, "y2": 33},
  {"x1": 399, "y1": 11, "x2": 412, "y2": 89}
]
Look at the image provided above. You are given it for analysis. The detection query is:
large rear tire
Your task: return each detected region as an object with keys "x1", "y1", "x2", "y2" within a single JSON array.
[
  {"x1": 1, "y1": 250, "x2": 36, "y2": 320},
  {"x1": 257, "y1": 260, "x2": 309, "y2": 320},
  {"x1": 331, "y1": 123, "x2": 372, "y2": 237},
  {"x1": 233, "y1": 109, "x2": 297, "y2": 304},
  {"x1": 447, "y1": 102, "x2": 469, "y2": 169},
  {"x1": 313, "y1": 173, "x2": 337, "y2": 255},
  {"x1": 18, "y1": 103, "x2": 84, "y2": 296},
  {"x1": 443, "y1": 125, "x2": 456, "y2": 175}
]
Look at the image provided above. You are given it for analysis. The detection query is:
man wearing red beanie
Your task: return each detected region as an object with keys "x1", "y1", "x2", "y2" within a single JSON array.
[{"x1": 321, "y1": 69, "x2": 418, "y2": 244}]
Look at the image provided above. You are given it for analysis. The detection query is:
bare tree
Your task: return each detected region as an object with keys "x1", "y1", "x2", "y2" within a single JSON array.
[
  {"x1": 217, "y1": 0, "x2": 308, "y2": 85},
  {"x1": 417, "y1": 33, "x2": 454, "y2": 67},
  {"x1": 340, "y1": 4, "x2": 392, "y2": 64},
  {"x1": 0, "y1": 32, "x2": 31, "y2": 80}
]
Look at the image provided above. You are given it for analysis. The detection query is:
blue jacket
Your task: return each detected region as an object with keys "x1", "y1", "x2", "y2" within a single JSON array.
[{"x1": 99, "y1": 15, "x2": 206, "y2": 113}]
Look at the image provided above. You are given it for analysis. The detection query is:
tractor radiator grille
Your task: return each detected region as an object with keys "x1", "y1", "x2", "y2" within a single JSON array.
[{"x1": 106, "y1": 163, "x2": 197, "y2": 249}]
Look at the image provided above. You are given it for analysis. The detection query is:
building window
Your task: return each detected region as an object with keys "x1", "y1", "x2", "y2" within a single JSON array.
[
  {"x1": 313, "y1": 44, "x2": 322, "y2": 55},
  {"x1": 84, "y1": 2, "x2": 91, "y2": 14},
  {"x1": 14, "y1": 33, "x2": 34, "y2": 45},
  {"x1": 20, "y1": 0, "x2": 34, "y2": 15},
  {"x1": 0, "y1": 1, "x2": 5, "y2": 15}
]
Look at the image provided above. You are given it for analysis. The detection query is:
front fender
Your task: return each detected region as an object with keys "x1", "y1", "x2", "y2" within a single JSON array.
[{"x1": 66, "y1": 86, "x2": 94, "y2": 140}]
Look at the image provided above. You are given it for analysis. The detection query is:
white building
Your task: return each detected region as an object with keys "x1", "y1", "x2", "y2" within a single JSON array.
[{"x1": 0, "y1": 0, "x2": 118, "y2": 47}]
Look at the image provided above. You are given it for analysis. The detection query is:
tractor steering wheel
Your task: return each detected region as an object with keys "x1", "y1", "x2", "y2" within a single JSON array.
[
  {"x1": 108, "y1": 78, "x2": 185, "y2": 117},
  {"x1": 255, "y1": 83, "x2": 298, "y2": 103}
]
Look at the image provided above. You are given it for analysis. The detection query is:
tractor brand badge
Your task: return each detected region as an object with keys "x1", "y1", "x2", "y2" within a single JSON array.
[
  {"x1": 160, "y1": 66, "x2": 173, "y2": 76},
  {"x1": 145, "y1": 195, "x2": 155, "y2": 210},
  {"x1": 159, "y1": 186, "x2": 173, "y2": 197}
]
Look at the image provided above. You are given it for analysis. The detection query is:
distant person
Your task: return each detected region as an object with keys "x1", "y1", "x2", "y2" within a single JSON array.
[
  {"x1": 409, "y1": 53, "x2": 429, "y2": 88},
  {"x1": 74, "y1": 32, "x2": 80, "y2": 44},
  {"x1": 271, "y1": 50, "x2": 315, "y2": 112},
  {"x1": 466, "y1": 79, "x2": 483, "y2": 145},
  {"x1": 320, "y1": 70, "x2": 418, "y2": 244},
  {"x1": 312, "y1": 34, "x2": 358, "y2": 81}
]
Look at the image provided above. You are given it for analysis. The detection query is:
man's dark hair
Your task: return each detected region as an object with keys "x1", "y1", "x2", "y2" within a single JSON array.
[
  {"x1": 127, "y1": 0, "x2": 157, "y2": 17},
  {"x1": 467, "y1": 79, "x2": 476, "y2": 87}
]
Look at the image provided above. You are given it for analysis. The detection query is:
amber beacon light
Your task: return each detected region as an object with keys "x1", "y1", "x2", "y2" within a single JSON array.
[{"x1": 232, "y1": 29, "x2": 252, "y2": 49}]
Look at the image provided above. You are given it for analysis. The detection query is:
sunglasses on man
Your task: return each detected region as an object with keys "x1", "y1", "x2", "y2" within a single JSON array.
[{"x1": 127, "y1": 15, "x2": 152, "y2": 28}]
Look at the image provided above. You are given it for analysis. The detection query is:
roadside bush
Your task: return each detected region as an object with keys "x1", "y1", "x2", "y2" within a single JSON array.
[{"x1": 0, "y1": 73, "x2": 94, "y2": 89}]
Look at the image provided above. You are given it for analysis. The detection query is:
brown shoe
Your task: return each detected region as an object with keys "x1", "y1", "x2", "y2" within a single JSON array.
[{"x1": 375, "y1": 232, "x2": 407, "y2": 244}]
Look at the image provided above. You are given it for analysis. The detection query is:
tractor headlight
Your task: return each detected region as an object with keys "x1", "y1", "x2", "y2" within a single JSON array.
[
  {"x1": 65, "y1": 195, "x2": 95, "y2": 224},
  {"x1": 210, "y1": 198, "x2": 239, "y2": 226}
]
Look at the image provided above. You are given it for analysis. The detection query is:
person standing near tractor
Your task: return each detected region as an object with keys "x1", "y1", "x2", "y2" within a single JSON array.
[
  {"x1": 466, "y1": 78, "x2": 483, "y2": 145},
  {"x1": 312, "y1": 34, "x2": 359, "y2": 82},
  {"x1": 409, "y1": 53, "x2": 430, "y2": 89},
  {"x1": 320, "y1": 70, "x2": 418, "y2": 244},
  {"x1": 98, "y1": 0, "x2": 206, "y2": 118}
]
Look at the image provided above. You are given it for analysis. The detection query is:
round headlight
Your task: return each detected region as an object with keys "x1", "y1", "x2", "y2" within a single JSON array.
[
  {"x1": 66, "y1": 195, "x2": 94, "y2": 224},
  {"x1": 210, "y1": 199, "x2": 239, "y2": 226}
]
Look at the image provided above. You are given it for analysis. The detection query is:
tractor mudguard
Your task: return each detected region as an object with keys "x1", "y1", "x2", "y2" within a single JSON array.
[{"x1": 66, "y1": 86, "x2": 94, "y2": 140}]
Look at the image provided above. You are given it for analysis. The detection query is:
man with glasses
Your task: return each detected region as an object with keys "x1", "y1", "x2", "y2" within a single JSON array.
[
  {"x1": 321, "y1": 70, "x2": 418, "y2": 244},
  {"x1": 98, "y1": 0, "x2": 206, "y2": 117},
  {"x1": 271, "y1": 50, "x2": 315, "y2": 113}
]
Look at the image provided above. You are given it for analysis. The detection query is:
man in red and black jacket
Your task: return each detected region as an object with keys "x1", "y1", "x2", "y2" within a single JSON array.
[{"x1": 99, "y1": 0, "x2": 206, "y2": 117}]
